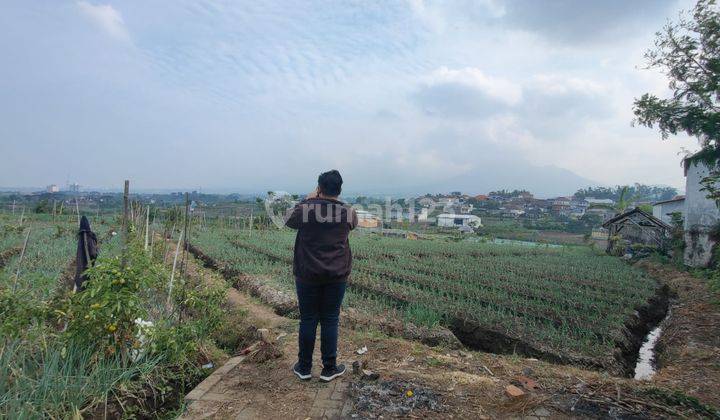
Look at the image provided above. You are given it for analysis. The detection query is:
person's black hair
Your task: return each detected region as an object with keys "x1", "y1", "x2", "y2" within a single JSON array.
[{"x1": 318, "y1": 170, "x2": 343, "y2": 197}]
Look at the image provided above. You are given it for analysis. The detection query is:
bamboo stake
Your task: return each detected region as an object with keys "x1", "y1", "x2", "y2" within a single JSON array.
[
  {"x1": 75, "y1": 197, "x2": 80, "y2": 225},
  {"x1": 12, "y1": 228, "x2": 31, "y2": 292},
  {"x1": 19, "y1": 207, "x2": 24, "y2": 227},
  {"x1": 167, "y1": 230, "x2": 184, "y2": 307},
  {"x1": 121, "y1": 180, "x2": 129, "y2": 268},
  {"x1": 59, "y1": 201, "x2": 64, "y2": 216},
  {"x1": 52, "y1": 200, "x2": 57, "y2": 223},
  {"x1": 11, "y1": 199, "x2": 15, "y2": 215},
  {"x1": 144, "y1": 206, "x2": 150, "y2": 251}
]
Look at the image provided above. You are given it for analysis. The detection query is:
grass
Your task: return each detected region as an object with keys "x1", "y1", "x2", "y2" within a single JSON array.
[{"x1": 0, "y1": 212, "x2": 246, "y2": 418}]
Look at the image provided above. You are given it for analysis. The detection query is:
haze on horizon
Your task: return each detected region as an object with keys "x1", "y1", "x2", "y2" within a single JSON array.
[{"x1": 0, "y1": 0, "x2": 703, "y2": 197}]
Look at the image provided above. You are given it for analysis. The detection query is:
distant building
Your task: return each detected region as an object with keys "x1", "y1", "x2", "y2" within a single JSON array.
[
  {"x1": 551, "y1": 197, "x2": 572, "y2": 216},
  {"x1": 67, "y1": 182, "x2": 80, "y2": 193},
  {"x1": 683, "y1": 155, "x2": 720, "y2": 267},
  {"x1": 417, "y1": 207, "x2": 429, "y2": 221},
  {"x1": 356, "y1": 210, "x2": 381, "y2": 228},
  {"x1": 652, "y1": 196, "x2": 685, "y2": 226},
  {"x1": 474, "y1": 194, "x2": 489, "y2": 201},
  {"x1": 46, "y1": 184, "x2": 59, "y2": 193},
  {"x1": 585, "y1": 198, "x2": 615, "y2": 206},
  {"x1": 585, "y1": 206, "x2": 616, "y2": 221},
  {"x1": 437, "y1": 213, "x2": 482, "y2": 229}
]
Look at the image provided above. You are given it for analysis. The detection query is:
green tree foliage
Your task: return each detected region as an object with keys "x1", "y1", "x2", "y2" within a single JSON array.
[
  {"x1": 633, "y1": 0, "x2": 720, "y2": 159},
  {"x1": 573, "y1": 184, "x2": 678, "y2": 202}
]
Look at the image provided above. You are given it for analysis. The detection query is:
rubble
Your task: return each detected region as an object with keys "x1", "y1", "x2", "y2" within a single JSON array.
[{"x1": 349, "y1": 380, "x2": 445, "y2": 417}]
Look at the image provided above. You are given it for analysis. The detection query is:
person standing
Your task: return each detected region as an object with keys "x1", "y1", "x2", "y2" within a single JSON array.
[{"x1": 285, "y1": 170, "x2": 358, "y2": 382}]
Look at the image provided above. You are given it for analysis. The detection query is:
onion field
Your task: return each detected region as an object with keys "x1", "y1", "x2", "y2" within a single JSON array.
[{"x1": 192, "y1": 227, "x2": 660, "y2": 367}]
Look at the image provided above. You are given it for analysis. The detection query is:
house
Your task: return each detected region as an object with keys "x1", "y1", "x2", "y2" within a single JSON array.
[
  {"x1": 551, "y1": 197, "x2": 572, "y2": 216},
  {"x1": 46, "y1": 184, "x2": 59, "y2": 193},
  {"x1": 417, "y1": 207, "x2": 430, "y2": 221},
  {"x1": 683, "y1": 155, "x2": 719, "y2": 267},
  {"x1": 356, "y1": 210, "x2": 380, "y2": 228},
  {"x1": 652, "y1": 196, "x2": 685, "y2": 225},
  {"x1": 585, "y1": 205, "x2": 616, "y2": 221},
  {"x1": 437, "y1": 213, "x2": 482, "y2": 229},
  {"x1": 602, "y1": 208, "x2": 671, "y2": 252}
]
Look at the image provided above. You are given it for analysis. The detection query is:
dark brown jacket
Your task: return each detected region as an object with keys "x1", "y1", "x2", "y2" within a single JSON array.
[{"x1": 285, "y1": 197, "x2": 358, "y2": 284}]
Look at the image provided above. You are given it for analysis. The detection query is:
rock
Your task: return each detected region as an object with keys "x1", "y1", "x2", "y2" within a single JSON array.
[
  {"x1": 505, "y1": 385, "x2": 525, "y2": 399},
  {"x1": 522, "y1": 367, "x2": 534, "y2": 376},
  {"x1": 362, "y1": 369, "x2": 380, "y2": 380},
  {"x1": 515, "y1": 375, "x2": 538, "y2": 391}
]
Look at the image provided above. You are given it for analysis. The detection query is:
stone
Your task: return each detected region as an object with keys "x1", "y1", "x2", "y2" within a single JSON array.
[
  {"x1": 522, "y1": 367, "x2": 534, "y2": 376},
  {"x1": 505, "y1": 385, "x2": 525, "y2": 398},
  {"x1": 361, "y1": 369, "x2": 380, "y2": 380},
  {"x1": 515, "y1": 375, "x2": 538, "y2": 391}
]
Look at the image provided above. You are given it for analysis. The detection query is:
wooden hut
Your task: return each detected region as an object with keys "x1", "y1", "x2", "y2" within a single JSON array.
[{"x1": 601, "y1": 208, "x2": 671, "y2": 253}]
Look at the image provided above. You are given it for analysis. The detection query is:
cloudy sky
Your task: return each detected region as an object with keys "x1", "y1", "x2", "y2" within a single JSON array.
[{"x1": 0, "y1": 0, "x2": 702, "y2": 195}]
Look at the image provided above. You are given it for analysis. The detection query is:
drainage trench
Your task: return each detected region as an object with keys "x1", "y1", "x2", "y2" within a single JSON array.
[{"x1": 633, "y1": 308, "x2": 671, "y2": 380}]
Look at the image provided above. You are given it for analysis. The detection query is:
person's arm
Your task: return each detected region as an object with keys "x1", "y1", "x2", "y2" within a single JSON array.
[
  {"x1": 285, "y1": 188, "x2": 319, "y2": 229},
  {"x1": 284, "y1": 203, "x2": 304, "y2": 230}
]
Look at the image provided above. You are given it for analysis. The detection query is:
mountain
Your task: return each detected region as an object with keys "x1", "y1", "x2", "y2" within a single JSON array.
[{"x1": 430, "y1": 163, "x2": 598, "y2": 198}]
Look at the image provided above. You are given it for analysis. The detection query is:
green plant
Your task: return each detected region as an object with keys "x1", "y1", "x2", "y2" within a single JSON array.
[{"x1": 65, "y1": 243, "x2": 162, "y2": 359}]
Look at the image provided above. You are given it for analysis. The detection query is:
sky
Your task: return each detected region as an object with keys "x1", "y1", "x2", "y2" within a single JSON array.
[{"x1": 0, "y1": 0, "x2": 703, "y2": 196}]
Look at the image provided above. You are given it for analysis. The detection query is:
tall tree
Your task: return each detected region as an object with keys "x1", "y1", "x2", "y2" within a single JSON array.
[
  {"x1": 634, "y1": 0, "x2": 720, "y2": 154},
  {"x1": 634, "y1": 0, "x2": 720, "y2": 206}
]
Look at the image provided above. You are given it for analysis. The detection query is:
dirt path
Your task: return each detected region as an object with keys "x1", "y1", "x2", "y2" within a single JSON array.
[
  {"x1": 638, "y1": 261, "x2": 720, "y2": 409},
  {"x1": 175, "y1": 239, "x2": 720, "y2": 419}
]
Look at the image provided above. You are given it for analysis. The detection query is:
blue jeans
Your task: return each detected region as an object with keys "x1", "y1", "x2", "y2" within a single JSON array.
[{"x1": 295, "y1": 279, "x2": 346, "y2": 370}]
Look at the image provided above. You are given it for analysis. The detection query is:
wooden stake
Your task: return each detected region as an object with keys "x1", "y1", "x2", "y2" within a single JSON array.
[
  {"x1": 167, "y1": 229, "x2": 184, "y2": 307},
  {"x1": 121, "y1": 180, "x2": 129, "y2": 268},
  {"x1": 144, "y1": 206, "x2": 150, "y2": 251},
  {"x1": 12, "y1": 228, "x2": 31, "y2": 292}
]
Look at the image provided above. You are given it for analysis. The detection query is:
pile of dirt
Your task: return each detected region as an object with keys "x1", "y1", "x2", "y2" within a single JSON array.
[{"x1": 348, "y1": 380, "x2": 446, "y2": 418}]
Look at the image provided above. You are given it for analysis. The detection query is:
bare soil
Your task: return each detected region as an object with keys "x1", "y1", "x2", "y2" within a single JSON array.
[{"x1": 637, "y1": 261, "x2": 720, "y2": 410}]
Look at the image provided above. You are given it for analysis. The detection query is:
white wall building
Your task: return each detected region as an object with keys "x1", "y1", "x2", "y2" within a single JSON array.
[
  {"x1": 437, "y1": 213, "x2": 482, "y2": 229},
  {"x1": 683, "y1": 156, "x2": 719, "y2": 267},
  {"x1": 652, "y1": 196, "x2": 685, "y2": 225}
]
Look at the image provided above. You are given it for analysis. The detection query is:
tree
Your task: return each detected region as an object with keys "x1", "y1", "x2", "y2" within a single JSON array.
[
  {"x1": 634, "y1": 0, "x2": 720, "y2": 156},
  {"x1": 634, "y1": 0, "x2": 719, "y2": 206}
]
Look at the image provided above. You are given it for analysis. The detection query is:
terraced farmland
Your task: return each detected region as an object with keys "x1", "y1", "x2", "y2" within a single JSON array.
[{"x1": 192, "y1": 227, "x2": 662, "y2": 371}]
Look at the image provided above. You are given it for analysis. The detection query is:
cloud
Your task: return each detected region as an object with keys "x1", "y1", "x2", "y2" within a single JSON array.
[
  {"x1": 412, "y1": 66, "x2": 522, "y2": 117},
  {"x1": 500, "y1": 0, "x2": 678, "y2": 45},
  {"x1": 77, "y1": 1, "x2": 129, "y2": 42}
]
